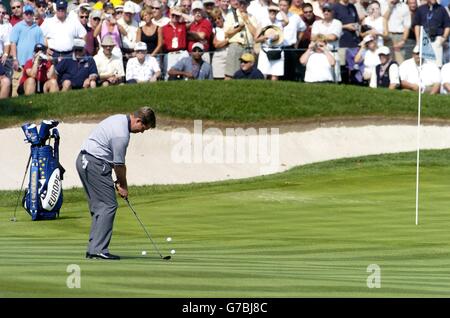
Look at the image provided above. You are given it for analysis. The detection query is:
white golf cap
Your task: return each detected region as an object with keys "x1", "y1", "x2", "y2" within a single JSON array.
[
  {"x1": 413, "y1": 45, "x2": 420, "y2": 54},
  {"x1": 123, "y1": 1, "x2": 136, "y2": 13},
  {"x1": 91, "y1": 10, "x2": 102, "y2": 19},
  {"x1": 134, "y1": 41, "x2": 147, "y2": 51},
  {"x1": 78, "y1": 3, "x2": 91, "y2": 11},
  {"x1": 192, "y1": 0, "x2": 203, "y2": 11},
  {"x1": 192, "y1": 42, "x2": 204, "y2": 51},
  {"x1": 73, "y1": 38, "x2": 86, "y2": 48},
  {"x1": 203, "y1": 0, "x2": 215, "y2": 4},
  {"x1": 377, "y1": 46, "x2": 390, "y2": 55}
]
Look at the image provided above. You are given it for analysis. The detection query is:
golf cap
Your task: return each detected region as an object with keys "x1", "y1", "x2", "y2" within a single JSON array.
[
  {"x1": 192, "y1": 42, "x2": 204, "y2": 51},
  {"x1": 268, "y1": 4, "x2": 280, "y2": 11},
  {"x1": 91, "y1": 10, "x2": 102, "y2": 18},
  {"x1": 115, "y1": 5, "x2": 124, "y2": 12},
  {"x1": 134, "y1": 41, "x2": 147, "y2": 51},
  {"x1": 56, "y1": 0, "x2": 68, "y2": 10},
  {"x1": 239, "y1": 52, "x2": 255, "y2": 63},
  {"x1": 36, "y1": 0, "x2": 46, "y2": 7},
  {"x1": 322, "y1": 3, "x2": 334, "y2": 10},
  {"x1": 23, "y1": 4, "x2": 35, "y2": 13},
  {"x1": 377, "y1": 46, "x2": 390, "y2": 56},
  {"x1": 203, "y1": 0, "x2": 215, "y2": 4},
  {"x1": 151, "y1": 0, "x2": 162, "y2": 8},
  {"x1": 170, "y1": 7, "x2": 182, "y2": 15},
  {"x1": 78, "y1": 3, "x2": 92, "y2": 11},
  {"x1": 101, "y1": 35, "x2": 116, "y2": 46},
  {"x1": 73, "y1": 38, "x2": 86, "y2": 49},
  {"x1": 413, "y1": 45, "x2": 420, "y2": 54},
  {"x1": 192, "y1": 0, "x2": 203, "y2": 11},
  {"x1": 34, "y1": 43, "x2": 47, "y2": 52},
  {"x1": 123, "y1": 1, "x2": 135, "y2": 13}
]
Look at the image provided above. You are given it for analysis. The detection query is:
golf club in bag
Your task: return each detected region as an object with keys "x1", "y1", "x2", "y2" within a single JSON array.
[
  {"x1": 10, "y1": 154, "x2": 31, "y2": 222},
  {"x1": 21, "y1": 120, "x2": 65, "y2": 221},
  {"x1": 124, "y1": 197, "x2": 171, "y2": 260}
]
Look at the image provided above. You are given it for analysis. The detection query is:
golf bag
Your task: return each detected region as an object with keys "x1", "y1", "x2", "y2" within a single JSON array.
[{"x1": 21, "y1": 120, "x2": 65, "y2": 221}]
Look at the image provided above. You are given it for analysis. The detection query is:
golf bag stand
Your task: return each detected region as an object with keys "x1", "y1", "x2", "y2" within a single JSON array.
[{"x1": 21, "y1": 120, "x2": 65, "y2": 221}]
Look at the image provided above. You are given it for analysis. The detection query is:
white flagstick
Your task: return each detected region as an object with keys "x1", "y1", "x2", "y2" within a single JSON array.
[{"x1": 415, "y1": 26, "x2": 424, "y2": 226}]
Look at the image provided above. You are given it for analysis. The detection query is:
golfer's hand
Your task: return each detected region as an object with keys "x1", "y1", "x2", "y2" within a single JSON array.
[{"x1": 116, "y1": 184, "x2": 128, "y2": 199}]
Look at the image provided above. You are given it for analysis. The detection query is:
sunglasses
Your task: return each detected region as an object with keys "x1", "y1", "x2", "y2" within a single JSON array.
[
  {"x1": 24, "y1": 11, "x2": 34, "y2": 15},
  {"x1": 80, "y1": 15, "x2": 88, "y2": 19},
  {"x1": 12, "y1": 6, "x2": 21, "y2": 9},
  {"x1": 93, "y1": 17, "x2": 100, "y2": 20},
  {"x1": 303, "y1": 10, "x2": 313, "y2": 13},
  {"x1": 192, "y1": 48, "x2": 203, "y2": 52},
  {"x1": 0, "y1": 11, "x2": 6, "y2": 14},
  {"x1": 151, "y1": 6, "x2": 160, "y2": 9},
  {"x1": 37, "y1": 5, "x2": 46, "y2": 8},
  {"x1": 240, "y1": 60, "x2": 250, "y2": 64},
  {"x1": 323, "y1": 9, "x2": 332, "y2": 12}
]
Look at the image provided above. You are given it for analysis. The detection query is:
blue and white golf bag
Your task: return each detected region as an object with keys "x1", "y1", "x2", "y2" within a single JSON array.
[{"x1": 21, "y1": 120, "x2": 65, "y2": 221}]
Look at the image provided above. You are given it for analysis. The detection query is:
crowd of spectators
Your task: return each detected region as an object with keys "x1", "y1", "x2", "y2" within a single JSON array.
[{"x1": 0, "y1": 0, "x2": 448, "y2": 99}]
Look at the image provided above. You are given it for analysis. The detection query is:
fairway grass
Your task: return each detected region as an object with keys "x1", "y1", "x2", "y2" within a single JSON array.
[{"x1": 1, "y1": 150, "x2": 450, "y2": 297}]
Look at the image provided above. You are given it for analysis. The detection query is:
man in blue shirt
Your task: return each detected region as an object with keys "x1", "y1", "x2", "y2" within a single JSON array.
[
  {"x1": 167, "y1": 42, "x2": 213, "y2": 80},
  {"x1": 53, "y1": 38, "x2": 98, "y2": 90},
  {"x1": 412, "y1": 0, "x2": 450, "y2": 66},
  {"x1": 10, "y1": 4, "x2": 45, "y2": 69},
  {"x1": 233, "y1": 53, "x2": 265, "y2": 79}
]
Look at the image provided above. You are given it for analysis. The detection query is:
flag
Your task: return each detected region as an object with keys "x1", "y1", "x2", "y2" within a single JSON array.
[{"x1": 420, "y1": 27, "x2": 436, "y2": 61}]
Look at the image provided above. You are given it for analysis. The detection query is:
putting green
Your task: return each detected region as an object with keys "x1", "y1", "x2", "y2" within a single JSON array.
[{"x1": 1, "y1": 150, "x2": 450, "y2": 297}]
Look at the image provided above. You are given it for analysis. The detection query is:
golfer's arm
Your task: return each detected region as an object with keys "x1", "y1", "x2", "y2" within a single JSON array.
[{"x1": 114, "y1": 164, "x2": 128, "y2": 189}]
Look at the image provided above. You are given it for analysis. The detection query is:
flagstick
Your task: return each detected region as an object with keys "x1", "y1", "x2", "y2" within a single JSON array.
[{"x1": 415, "y1": 26, "x2": 424, "y2": 226}]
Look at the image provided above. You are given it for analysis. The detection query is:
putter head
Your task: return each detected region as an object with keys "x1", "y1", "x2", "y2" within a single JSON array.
[{"x1": 163, "y1": 256, "x2": 171, "y2": 260}]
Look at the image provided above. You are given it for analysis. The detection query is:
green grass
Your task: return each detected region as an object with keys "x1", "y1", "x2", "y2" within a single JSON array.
[
  {"x1": 1, "y1": 149, "x2": 450, "y2": 297},
  {"x1": 0, "y1": 81, "x2": 448, "y2": 128}
]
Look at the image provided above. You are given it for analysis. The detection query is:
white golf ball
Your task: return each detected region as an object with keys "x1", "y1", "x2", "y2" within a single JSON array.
[
  {"x1": 141, "y1": 251, "x2": 147, "y2": 255},
  {"x1": 166, "y1": 237, "x2": 172, "y2": 242},
  {"x1": 170, "y1": 249, "x2": 176, "y2": 255}
]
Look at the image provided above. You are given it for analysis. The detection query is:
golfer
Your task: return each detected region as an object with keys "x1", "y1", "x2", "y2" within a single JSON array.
[{"x1": 76, "y1": 107, "x2": 156, "y2": 260}]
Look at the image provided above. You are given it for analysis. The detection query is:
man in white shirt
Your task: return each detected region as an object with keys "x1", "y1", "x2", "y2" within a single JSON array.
[
  {"x1": 383, "y1": 0, "x2": 411, "y2": 64},
  {"x1": 118, "y1": 1, "x2": 139, "y2": 60},
  {"x1": 126, "y1": 42, "x2": 161, "y2": 83},
  {"x1": 441, "y1": 62, "x2": 450, "y2": 94},
  {"x1": 399, "y1": 45, "x2": 441, "y2": 94},
  {"x1": 369, "y1": 45, "x2": 400, "y2": 89},
  {"x1": 41, "y1": 0, "x2": 87, "y2": 58},
  {"x1": 94, "y1": 35, "x2": 125, "y2": 86}
]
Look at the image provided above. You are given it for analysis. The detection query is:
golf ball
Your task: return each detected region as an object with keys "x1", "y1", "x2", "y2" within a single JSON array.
[
  {"x1": 166, "y1": 237, "x2": 172, "y2": 242},
  {"x1": 141, "y1": 251, "x2": 147, "y2": 255},
  {"x1": 170, "y1": 249, "x2": 176, "y2": 255}
]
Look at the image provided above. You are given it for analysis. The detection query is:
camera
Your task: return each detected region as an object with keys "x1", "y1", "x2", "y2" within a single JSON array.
[
  {"x1": 105, "y1": 13, "x2": 112, "y2": 20},
  {"x1": 39, "y1": 53, "x2": 48, "y2": 60}
]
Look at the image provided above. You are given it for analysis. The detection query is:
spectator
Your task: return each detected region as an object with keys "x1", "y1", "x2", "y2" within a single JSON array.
[
  {"x1": 180, "y1": 0, "x2": 192, "y2": 15},
  {"x1": 35, "y1": 0, "x2": 47, "y2": 25},
  {"x1": 333, "y1": 0, "x2": 360, "y2": 84},
  {"x1": 279, "y1": 0, "x2": 306, "y2": 81},
  {"x1": 354, "y1": 0, "x2": 371, "y2": 22},
  {"x1": 162, "y1": 7, "x2": 189, "y2": 80},
  {"x1": 361, "y1": 1, "x2": 388, "y2": 46},
  {"x1": 354, "y1": 35, "x2": 380, "y2": 83},
  {"x1": 151, "y1": 0, "x2": 170, "y2": 27},
  {"x1": 94, "y1": 35, "x2": 125, "y2": 86},
  {"x1": 300, "y1": 33, "x2": 336, "y2": 82},
  {"x1": 211, "y1": 8, "x2": 229, "y2": 79},
  {"x1": 441, "y1": 61, "x2": 450, "y2": 94},
  {"x1": 298, "y1": 3, "x2": 319, "y2": 50},
  {"x1": 247, "y1": 0, "x2": 270, "y2": 28},
  {"x1": 203, "y1": 0, "x2": 216, "y2": 23},
  {"x1": 412, "y1": 0, "x2": 450, "y2": 67},
  {"x1": 233, "y1": 52, "x2": 264, "y2": 79},
  {"x1": 369, "y1": 45, "x2": 400, "y2": 89},
  {"x1": 399, "y1": 45, "x2": 441, "y2": 94},
  {"x1": 83, "y1": 10, "x2": 101, "y2": 57},
  {"x1": 0, "y1": 63, "x2": 11, "y2": 98},
  {"x1": 0, "y1": 4, "x2": 13, "y2": 81},
  {"x1": 187, "y1": 0, "x2": 213, "y2": 62},
  {"x1": 311, "y1": 3, "x2": 342, "y2": 81},
  {"x1": 255, "y1": 8, "x2": 288, "y2": 81},
  {"x1": 223, "y1": 0, "x2": 258, "y2": 79},
  {"x1": 78, "y1": 5, "x2": 95, "y2": 55},
  {"x1": 10, "y1": 0, "x2": 23, "y2": 26},
  {"x1": 53, "y1": 38, "x2": 98, "y2": 91},
  {"x1": 126, "y1": 41, "x2": 161, "y2": 83},
  {"x1": 219, "y1": 0, "x2": 230, "y2": 19},
  {"x1": 93, "y1": 3, "x2": 127, "y2": 57},
  {"x1": 41, "y1": 0, "x2": 87, "y2": 59},
  {"x1": 136, "y1": 6, "x2": 163, "y2": 57},
  {"x1": 405, "y1": 0, "x2": 418, "y2": 61},
  {"x1": 168, "y1": 42, "x2": 213, "y2": 79},
  {"x1": 118, "y1": 2, "x2": 139, "y2": 61},
  {"x1": 289, "y1": 0, "x2": 304, "y2": 16},
  {"x1": 10, "y1": 4, "x2": 44, "y2": 69},
  {"x1": 17, "y1": 43, "x2": 58, "y2": 95},
  {"x1": 383, "y1": 0, "x2": 411, "y2": 64}
]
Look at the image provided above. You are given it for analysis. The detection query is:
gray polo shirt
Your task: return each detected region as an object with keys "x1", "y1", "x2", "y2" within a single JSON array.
[{"x1": 81, "y1": 114, "x2": 130, "y2": 165}]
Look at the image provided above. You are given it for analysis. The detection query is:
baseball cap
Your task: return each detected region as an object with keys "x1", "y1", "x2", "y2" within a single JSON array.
[
  {"x1": 134, "y1": 41, "x2": 147, "y2": 51},
  {"x1": 78, "y1": 3, "x2": 92, "y2": 11},
  {"x1": 151, "y1": 0, "x2": 162, "y2": 8},
  {"x1": 268, "y1": 4, "x2": 280, "y2": 11},
  {"x1": 123, "y1": 1, "x2": 136, "y2": 13},
  {"x1": 23, "y1": 4, "x2": 35, "y2": 13},
  {"x1": 170, "y1": 7, "x2": 183, "y2": 15},
  {"x1": 34, "y1": 43, "x2": 47, "y2": 52},
  {"x1": 192, "y1": 42, "x2": 204, "y2": 51},
  {"x1": 203, "y1": 0, "x2": 215, "y2": 4},
  {"x1": 192, "y1": 0, "x2": 203, "y2": 11},
  {"x1": 377, "y1": 46, "x2": 391, "y2": 56},
  {"x1": 36, "y1": 0, "x2": 47, "y2": 7},
  {"x1": 56, "y1": 0, "x2": 68, "y2": 10},
  {"x1": 101, "y1": 35, "x2": 116, "y2": 46},
  {"x1": 323, "y1": 3, "x2": 334, "y2": 10},
  {"x1": 73, "y1": 38, "x2": 86, "y2": 49},
  {"x1": 239, "y1": 52, "x2": 255, "y2": 63},
  {"x1": 91, "y1": 10, "x2": 102, "y2": 19},
  {"x1": 413, "y1": 45, "x2": 420, "y2": 54}
]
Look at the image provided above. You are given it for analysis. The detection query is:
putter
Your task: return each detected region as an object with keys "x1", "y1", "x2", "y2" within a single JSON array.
[
  {"x1": 11, "y1": 154, "x2": 31, "y2": 222},
  {"x1": 124, "y1": 197, "x2": 171, "y2": 260}
]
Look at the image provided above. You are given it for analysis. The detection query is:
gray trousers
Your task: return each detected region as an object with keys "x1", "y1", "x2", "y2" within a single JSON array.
[{"x1": 76, "y1": 152, "x2": 118, "y2": 255}]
